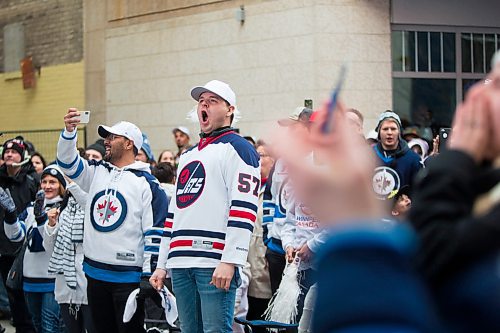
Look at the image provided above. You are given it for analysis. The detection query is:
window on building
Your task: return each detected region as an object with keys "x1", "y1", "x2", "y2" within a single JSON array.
[
  {"x1": 3, "y1": 22, "x2": 25, "y2": 73},
  {"x1": 391, "y1": 27, "x2": 500, "y2": 140}
]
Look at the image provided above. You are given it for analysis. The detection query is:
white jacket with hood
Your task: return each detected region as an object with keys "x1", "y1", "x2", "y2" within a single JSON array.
[{"x1": 56, "y1": 129, "x2": 169, "y2": 283}]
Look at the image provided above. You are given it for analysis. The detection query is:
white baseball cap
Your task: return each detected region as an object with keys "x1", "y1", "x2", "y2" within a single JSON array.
[
  {"x1": 278, "y1": 107, "x2": 313, "y2": 126},
  {"x1": 190, "y1": 80, "x2": 236, "y2": 106},
  {"x1": 98, "y1": 121, "x2": 143, "y2": 151},
  {"x1": 172, "y1": 126, "x2": 191, "y2": 137}
]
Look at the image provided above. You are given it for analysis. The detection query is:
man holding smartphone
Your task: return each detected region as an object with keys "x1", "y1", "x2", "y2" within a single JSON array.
[{"x1": 57, "y1": 109, "x2": 169, "y2": 333}]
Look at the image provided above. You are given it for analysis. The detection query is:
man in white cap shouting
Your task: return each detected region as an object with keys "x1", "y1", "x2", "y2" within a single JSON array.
[
  {"x1": 151, "y1": 80, "x2": 260, "y2": 332},
  {"x1": 57, "y1": 109, "x2": 169, "y2": 333}
]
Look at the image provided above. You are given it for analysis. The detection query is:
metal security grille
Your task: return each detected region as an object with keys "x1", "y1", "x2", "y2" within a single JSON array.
[{"x1": 1, "y1": 127, "x2": 87, "y2": 163}]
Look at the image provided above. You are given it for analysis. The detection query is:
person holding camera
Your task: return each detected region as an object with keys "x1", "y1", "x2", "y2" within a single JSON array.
[{"x1": 57, "y1": 110, "x2": 169, "y2": 333}]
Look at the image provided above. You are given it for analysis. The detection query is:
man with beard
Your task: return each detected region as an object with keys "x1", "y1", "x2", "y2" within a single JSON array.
[
  {"x1": 56, "y1": 110, "x2": 168, "y2": 333},
  {"x1": 0, "y1": 138, "x2": 37, "y2": 333},
  {"x1": 372, "y1": 111, "x2": 422, "y2": 199}
]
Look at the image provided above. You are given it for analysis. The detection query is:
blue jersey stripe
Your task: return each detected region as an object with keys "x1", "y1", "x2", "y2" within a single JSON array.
[
  {"x1": 227, "y1": 221, "x2": 254, "y2": 232},
  {"x1": 231, "y1": 200, "x2": 258, "y2": 213},
  {"x1": 83, "y1": 262, "x2": 142, "y2": 283},
  {"x1": 171, "y1": 229, "x2": 226, "y2": 240},
  {"x1": 145, "y1": 229, "x2": 163, "y2": 237},
  {"x1": 275, "y1": 211, "x2": 286, "y2": 218},
  {"x1": 68, "y1": 160, "x2": 85, "y2": 179},
  {"x1": 23, "y1": 281, "x2": 55, "y2": 293},
  {"x1": 56, "y1": 154, "x2": 79, "y2": 169},
  {"x1": 144, "y1": 245, "x2": 159, "y2": 252},
  {"x1": 267, "y1": 238, "x2": 286, "y2": 255},
  {"x1": 60, "y1": 130, "x2": 77, "y2": 140},
  {"x1": 168, "y1": 250, "x2": 222, "y2": 260}
]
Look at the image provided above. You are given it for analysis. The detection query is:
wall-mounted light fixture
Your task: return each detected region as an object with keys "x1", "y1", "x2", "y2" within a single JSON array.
[{"x1": 236, "y1": 5, "x2": 245, "y2": 25}]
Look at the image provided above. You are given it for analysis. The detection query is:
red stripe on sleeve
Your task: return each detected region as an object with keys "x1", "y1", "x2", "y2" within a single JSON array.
[
  {"x1": 229, "y1": 209, "x2": 256, "y2": 222},
  {"x1": 169, "y1": 240, "x2": 225, "y2": 250},
  {"x1": 170, "y1": 240, "x2": 192, "y2": 248},
  {"x1": 212, "y1": 242, "x2": 225, "y2": 250}
]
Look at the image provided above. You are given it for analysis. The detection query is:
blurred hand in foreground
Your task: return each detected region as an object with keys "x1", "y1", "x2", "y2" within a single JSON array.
[{"x1": 272, "y1": 101, "x2": 383, "y2": 225}]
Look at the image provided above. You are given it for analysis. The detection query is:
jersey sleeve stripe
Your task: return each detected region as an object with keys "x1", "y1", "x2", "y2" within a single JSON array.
[
  {"x1": 231, "y1": 200, "x2": 258, "y2": 212},
  {"x1": 171, "y1": 229, "x2": 226, "y2": 240},
  {"x1": 67, "y1": 160, "x2": 85, "y2": 179},
  {"x1": 229, "y1": 210, "x2": 256, "y2": 222},
  {"x1": 227, "y1": 220, "x2": 254, "y2": 232},
  {"x1": 170, "y1": 239, "x2": 225, "y2": 250},
  {"x1": 56, "y1": 154, "x2": 79, "y2": 169},
  {"x1": 168, "y1": 250, "x2": 222, "y2": 260}
]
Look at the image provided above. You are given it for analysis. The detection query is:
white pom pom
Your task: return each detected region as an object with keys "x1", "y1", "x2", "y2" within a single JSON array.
[
  {"x1": 264, "y1": 258, "x2": 301, "y2": 326},
  {"x1": 186, "y1": 105, "x2": 199, "y2": 124}
]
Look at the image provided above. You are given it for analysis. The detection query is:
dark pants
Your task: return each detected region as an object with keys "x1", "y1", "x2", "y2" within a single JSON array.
[
  {"x1": 247, "y1": 296, "x2": 271, "y2": 333},
  {"x1": 265, "y1": 249, "x2": 286, "y2": 295},
  {"x1": 0, "y1": 256, "x2": 35, "y2": 333},
  {"x1": 86, "y1": 275, "x2": 145, "y2": 333},
  {"x1": 296, "y1": 269, "x2": 315, "y2": 323},
  {"x1": 60, "y1": 303, "x2": 96, "y2": 333}
]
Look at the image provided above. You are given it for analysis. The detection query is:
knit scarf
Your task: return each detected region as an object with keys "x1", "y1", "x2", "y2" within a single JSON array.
[{"x1": 47, "y1": 196, "x2": 84, "y2": 289}]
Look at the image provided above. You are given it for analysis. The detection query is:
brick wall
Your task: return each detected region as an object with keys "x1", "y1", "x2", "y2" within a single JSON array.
[{"x1": 0, "y1": 0, "x2": 83, "y2": 73}]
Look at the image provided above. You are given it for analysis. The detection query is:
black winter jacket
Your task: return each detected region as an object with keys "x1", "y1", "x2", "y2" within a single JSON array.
[
  {"x1": 0, "y1": 162, "x2": 40, "y2": 255},
  {"x1": 410, "y1": 150, "x2": 500, "y2": 288}
]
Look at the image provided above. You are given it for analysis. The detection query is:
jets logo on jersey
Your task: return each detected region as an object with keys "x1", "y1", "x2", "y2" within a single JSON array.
[
  {"x1": 372, "y1": 166, "x2": 400, "y2": 199},
  {"x1": 176, "y1": 160, "x2": 206, "y2": 209},
  {"x1": 90, "y1": 190, "x2": 128, "y2": 232}
]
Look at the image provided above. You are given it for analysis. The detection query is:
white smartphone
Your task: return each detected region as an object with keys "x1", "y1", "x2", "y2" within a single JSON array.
[{"x1": 76, "y1": 111, "x2": 91, "y2": 124}]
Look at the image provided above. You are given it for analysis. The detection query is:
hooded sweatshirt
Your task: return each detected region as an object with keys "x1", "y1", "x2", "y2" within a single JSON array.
[
  {"x1": 56, "y1": 129, "x2": 169, "y2": 283},
  {"x1": 373, "y1": 139, "x2": 422, "y2": 198}
]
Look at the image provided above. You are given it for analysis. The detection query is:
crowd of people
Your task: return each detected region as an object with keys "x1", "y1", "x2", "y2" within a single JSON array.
[{"x1": 0, "y1": 52, "x2": 498, "y2": 333}]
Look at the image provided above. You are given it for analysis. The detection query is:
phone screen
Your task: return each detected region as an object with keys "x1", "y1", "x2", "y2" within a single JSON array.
[{"x1": 439, "y1": 127, "x2": 451, "y2": 151}]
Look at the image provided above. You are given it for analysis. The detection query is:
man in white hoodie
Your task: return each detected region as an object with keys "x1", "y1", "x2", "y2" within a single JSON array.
[{"x1": 57, "y1": 108, "x2": 169, "y2": 333}]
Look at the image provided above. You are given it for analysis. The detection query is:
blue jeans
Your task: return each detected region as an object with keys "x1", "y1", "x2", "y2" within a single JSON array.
[
  {"x1": 24, "y1": 291, "x2": 61, "y2": 333},
  {"x1": 171, "y1": 267, "x2": 241, "y2": 333}
]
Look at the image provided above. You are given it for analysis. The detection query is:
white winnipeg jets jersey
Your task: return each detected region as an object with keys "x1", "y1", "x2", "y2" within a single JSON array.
[
  {"x1": 157, "y1": 129, "x2": 260, "y2": 269},
  {"x1": 57, "y1": 129, "x2": 169, "y2": 283}
]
